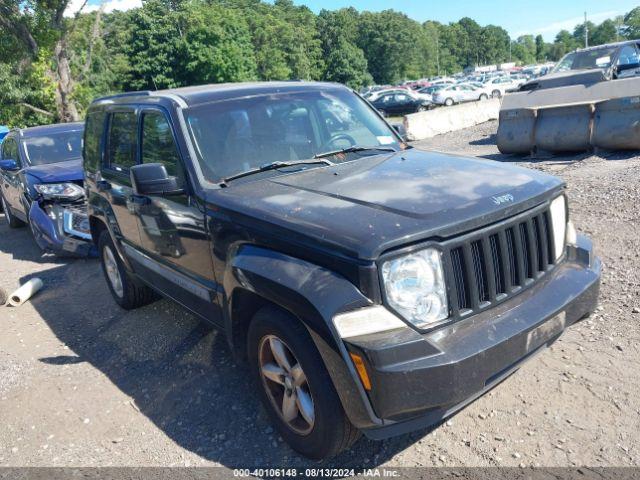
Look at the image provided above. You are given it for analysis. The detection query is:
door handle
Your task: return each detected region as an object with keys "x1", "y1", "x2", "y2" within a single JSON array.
[{"x1": 97, "y1": 180, "x2": 111, "y2": 191}]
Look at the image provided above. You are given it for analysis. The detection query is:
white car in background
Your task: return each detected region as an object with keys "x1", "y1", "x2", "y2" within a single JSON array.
[
  {"x1": 483, "y1": 76, "x2": 522, "y2": 98},
  {"x1": 432, "y1": 83, "x2": 491, "y2": 106}
]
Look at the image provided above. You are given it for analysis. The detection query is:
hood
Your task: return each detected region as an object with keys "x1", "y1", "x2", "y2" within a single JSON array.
[
  {"x1": 24, "y1": 159, "x2": 83, "y2": 183},
  {"x1": 521, "y1": 69, "x2": 607, "y2": 91},
  {"x1": 209, "y1": 149, "x2": 563, "y2": 260}
]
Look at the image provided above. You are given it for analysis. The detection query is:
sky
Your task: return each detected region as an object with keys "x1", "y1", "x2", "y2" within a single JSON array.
[{"x1": 68, "y1": 0, "x2": 637, "y2": 41}]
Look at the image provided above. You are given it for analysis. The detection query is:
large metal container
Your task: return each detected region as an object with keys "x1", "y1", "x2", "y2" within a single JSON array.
[
  {"x1": 593, "y1": 96, "x2": 640, "y2": 150},
  {"x1": 497, "y1": 108, "x2": 536, "y2": 154},
  {"x1": 534, "y1": 105, "x2": 593, "y2": 152}
]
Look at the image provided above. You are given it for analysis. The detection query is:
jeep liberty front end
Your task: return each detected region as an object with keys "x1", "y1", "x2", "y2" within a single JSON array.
[{"x1": 83, "y1": 82, "x2": 600, "y2": 460}]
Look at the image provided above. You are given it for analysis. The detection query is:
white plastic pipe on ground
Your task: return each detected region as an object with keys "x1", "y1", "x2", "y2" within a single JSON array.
[
  {"x1": 7, "y1": 278, "x2": 43, "y2": 307},
  {"x1": 404, "y1": 98, "x2": 501, "y2": 141}
]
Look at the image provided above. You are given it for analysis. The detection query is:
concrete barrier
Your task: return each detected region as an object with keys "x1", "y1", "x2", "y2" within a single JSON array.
[
  {"x1": 497, "y1": 77, "x2": 640, "y2": 153},
  {"x1": 404, "y1": 98, "x2": 501, "y2": 141}
]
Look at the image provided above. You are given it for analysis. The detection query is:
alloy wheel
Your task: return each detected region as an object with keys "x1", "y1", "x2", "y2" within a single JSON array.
[
  {"x1": 259, "y1": 334, "x2": 315, "y2": 435},
  {"x1": 103, "y1": 245, "x2": 124, "y2": 298}
]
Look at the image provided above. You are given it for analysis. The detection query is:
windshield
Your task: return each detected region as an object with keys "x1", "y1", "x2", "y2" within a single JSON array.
[
  {"x1": 185, "y1": 89, "x2": 401, "y2": 182},
  {"x1": 553, "y1": 47, "x2": 617, "y2": 73},
  {"x1": 24, "y1": 129, "x2": 83, "y2": 166}
]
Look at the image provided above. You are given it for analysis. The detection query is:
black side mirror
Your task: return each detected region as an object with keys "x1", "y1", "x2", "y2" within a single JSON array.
[
  {"x1": 130, "y1": 163, "x2": 183, "y2": 196},
  {"x1": 391, "y1": 123, "x2": 407, "y2": 141},
  {"x1": 0, "y1": 159, "x2": 19, "y2": 171}
]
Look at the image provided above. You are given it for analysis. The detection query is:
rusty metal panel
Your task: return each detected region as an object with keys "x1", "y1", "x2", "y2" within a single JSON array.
[
  {"x1": 497, "y1": 108, "x2": 536, "y2": 154},
  {"x1": 592, "y1": 96, "x2": 640, "y2": 150},
  {"x1": 534, "y1": 105, "x2": 593, "y2": 152}
]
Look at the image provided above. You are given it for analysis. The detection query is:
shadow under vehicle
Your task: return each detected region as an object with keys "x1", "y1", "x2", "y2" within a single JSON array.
[{"x1": 83, "y1": 81, "x2": 600, "y2": 460}]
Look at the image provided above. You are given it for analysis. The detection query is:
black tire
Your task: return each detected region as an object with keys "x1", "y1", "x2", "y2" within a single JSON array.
[
  {"x1": 479, "y1": 93, "x2": 488, "y2": 101},
  {"x1": 1, "y1": 194, "x2": 26, "y2": 228},
  {"x1": 444, "y1": 98, "x2": 454, "y2": 106},
  {"x1": 248, "y1": 306, "x2": 360, "y2": 460},
  {"x1": 98, "y1": 230, "x2": 158, "y2": 310},
  {"x1": 492, "y1": 89, "x2": 502, "y2": 98},
  {"x1": 417, "y1": 105, "x2": 428, "y2": 112}
]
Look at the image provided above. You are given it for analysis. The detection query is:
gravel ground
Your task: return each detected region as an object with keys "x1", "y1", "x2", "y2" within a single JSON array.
[{"x1": 0, "y1": 120, "x2": 638, "y2": 469}]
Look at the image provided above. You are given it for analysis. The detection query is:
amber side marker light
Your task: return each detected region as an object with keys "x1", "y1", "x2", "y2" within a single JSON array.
[{"x1": 349, "y1": 352, "x2": 372, "y2": 391}]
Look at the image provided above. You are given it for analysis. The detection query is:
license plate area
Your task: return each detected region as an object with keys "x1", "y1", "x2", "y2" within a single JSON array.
[{"x1": 526, "y1": 311, "x2": 566, "y2": 352}]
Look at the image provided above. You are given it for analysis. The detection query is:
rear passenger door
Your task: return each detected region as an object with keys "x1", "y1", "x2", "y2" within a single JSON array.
[
  {"x1": 102, "y1": 108, "x2": 143, "y2": 247},
  {"x1": 133, "y1": 108, "x2": 220, "y2": 323}
]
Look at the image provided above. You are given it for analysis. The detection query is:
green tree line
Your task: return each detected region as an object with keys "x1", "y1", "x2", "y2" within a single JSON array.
[{"x1": 1, "y1": 0, "x2": 640, "y2": 127}]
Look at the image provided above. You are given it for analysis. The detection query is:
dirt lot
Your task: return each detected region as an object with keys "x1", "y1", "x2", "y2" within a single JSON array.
[{"x1": 0, "y1": 120, "x2": 639, "y2": 469}]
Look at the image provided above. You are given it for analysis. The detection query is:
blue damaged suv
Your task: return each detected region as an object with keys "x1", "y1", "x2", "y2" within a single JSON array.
[{"x1": 0, "y1": 122, "x2": 94, "y2": 256}]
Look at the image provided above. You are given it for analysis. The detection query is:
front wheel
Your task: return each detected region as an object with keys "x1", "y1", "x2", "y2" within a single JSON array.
[
  {"x1": 417, "y1": 105, "x2": 429, "y2": 112},
  {"x1": 479, "y1": 93, "x2": 489, "y2": 101},
  {"x1": 1, "y1": 194, "x2": 25, "y2": 228},
  {"x1": 492, "y1": 89, "x2": 502, "y2": 98},
  {"x1": 444, "y1": 98, "x2": 454, "y2": 106},
  {"x1": 98, "y1": 230, "x2": 158, "y2": 310},
  {"x1": 248, "y1": 306, "x2": 360, "y2": 459}
]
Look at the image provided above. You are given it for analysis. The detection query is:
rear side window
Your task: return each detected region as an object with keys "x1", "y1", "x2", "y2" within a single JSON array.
[
  {"x1": 106, "y1": 111, "x2": 137, "y2": 173},
  {"x1": 141, "y1": 112, "x2": 181, "y2": 177},
  {"x1": 84, "y1": 110, "x2": 106, "y2": 171}
]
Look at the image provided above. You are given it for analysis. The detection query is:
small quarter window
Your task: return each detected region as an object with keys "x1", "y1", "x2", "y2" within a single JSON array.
[
  {"x1": 84, "y1": 111, "x2": 106, "y2": 170},
  {"x1": 106, "y1": 111, "x2": 137, "y2": 173}
]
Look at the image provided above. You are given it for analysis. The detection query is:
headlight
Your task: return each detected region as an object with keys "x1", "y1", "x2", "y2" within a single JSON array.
[
  {"x1": 34, "y1": 183, "x2": 84, "y2": 200},
  {"x1": 381, "y1": 248, "x2": 448, "y2": 329},
  {"x1": 549, "y1": 195, "x2": 567, "y2": 260}
]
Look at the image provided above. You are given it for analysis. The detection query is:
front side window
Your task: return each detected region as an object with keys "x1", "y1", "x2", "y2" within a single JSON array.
[
  {"x1": 617, "y1": 45, "x2": 640, "y2": 66},
  {"x1": 107, "y1": 111, "x2": 137, "y2": 173},
  {"x1": 185, "y1": 89, "x2": 401, "y2": 182},
  {"x1": 23, "y1": 130, "x2": 82, "y2": 166},
  {"x1": 553, "y1": 47, "x2": 617, "y2": 73},
  {"x1": 1, "y1": 137, "x2": 19, "y2": 164},
  {"x1": 141, "y1": 111, "x2": 181, "y2": 177}
]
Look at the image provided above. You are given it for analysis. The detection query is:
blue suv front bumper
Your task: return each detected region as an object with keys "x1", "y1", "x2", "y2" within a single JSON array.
[{"x1": 29, "y1": 201, "x2": 96, "y2": 257}]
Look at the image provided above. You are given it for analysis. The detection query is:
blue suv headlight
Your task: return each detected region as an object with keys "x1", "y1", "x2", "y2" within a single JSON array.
[{"x1": 34, "y1": 183, "x2": 84, "y2": 200}]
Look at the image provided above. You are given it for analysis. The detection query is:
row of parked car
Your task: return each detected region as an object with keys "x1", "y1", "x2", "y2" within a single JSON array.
[
  {"x1": 362, "y1": 73, "x2": 530, "y2": 115},
  {"x1": 0, "y1": 81, "x2": 600, "y2": 461}
]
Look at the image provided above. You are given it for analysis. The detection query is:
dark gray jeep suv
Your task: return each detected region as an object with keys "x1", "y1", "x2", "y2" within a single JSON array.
[{"x1": 83, "y1": 81, "x2": 601, "y2": 459}]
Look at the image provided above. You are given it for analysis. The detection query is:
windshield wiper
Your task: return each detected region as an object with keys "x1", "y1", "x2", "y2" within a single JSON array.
[
  {"x1": 221, "y1": 159, "x2": 334, "y2": 184},
  {"x1": 313, "y1": 146, "x2": 397, "y2": 159}
]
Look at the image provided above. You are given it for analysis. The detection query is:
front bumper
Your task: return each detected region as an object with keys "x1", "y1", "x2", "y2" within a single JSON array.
[
  {"x1": 345, "y1": 234, "x2": 600, "y2": 439},
  {"x1": 29, "y1": 202, "x2": 96, "y2": 257}
]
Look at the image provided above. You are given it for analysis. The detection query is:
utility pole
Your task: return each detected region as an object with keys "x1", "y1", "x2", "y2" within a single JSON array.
[
  {"x1": 435, "y1": 28, "x2": 440, "y2": 76},
  {"x1": 584, "y1": 12, "x2": 588, "y2": 48}
]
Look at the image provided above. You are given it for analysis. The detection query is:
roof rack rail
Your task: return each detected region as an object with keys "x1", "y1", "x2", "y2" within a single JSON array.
[{"x1": 93, "y1": 90, "x2": 152, "y2": 102}]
